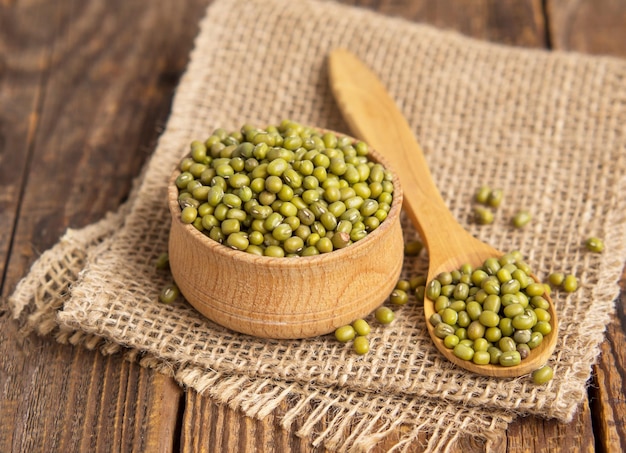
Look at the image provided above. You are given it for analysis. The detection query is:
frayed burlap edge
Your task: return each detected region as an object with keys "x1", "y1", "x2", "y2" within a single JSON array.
[{"x1": 9, "y1": 208, "x2": 128, "y2": 339}]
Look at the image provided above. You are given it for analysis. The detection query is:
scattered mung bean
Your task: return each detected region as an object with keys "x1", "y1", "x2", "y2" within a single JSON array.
[
  {"x1": 548, "y1": 272, "x2": 564, "y2": 287},
  {"x1": 487, "y1": 189, "x2": 504, "y2": 208},
  {"x1": 532, "y1": 365, "x2": 554, "y2": 384},
  {"x1": 512, "y1": 210, "x2": 532, "y2": 228},
  {"x1": 335, "y1": 325, "x2": 357, "y2": 343},
  {"x1": 352, "y1": 319, "x2": 371, "y2": 336},
  {"x1": 404, "y1": 239, "x2": 424, "y2": 256},
  {"x1": 390, "y1": 289, "x2": 409, "y2": 305},
  {"x1": 563, "y1": 274, "x2": 578, "y2": 292},
  {"x1": 585, "y1": 237, "x2": 604, "y2": 253},
  {"x1": 375, "y1": 306, "x2": 395, "y2": 324},
  {"x1": 353, "y1": 336, "x2": 370, "y2": 355},
  {"x1": 159, "y1": 283, "x2": 180, "y2": 304},
  {"x1": 155, "y1": 252, "x2": 170, "y2": 270},
  {"x1": 474, "y1": 206, "x2": 494, "y2": 225},
  {"x1": 475, "y1": 186, "x2": 491, "y2": 204}
]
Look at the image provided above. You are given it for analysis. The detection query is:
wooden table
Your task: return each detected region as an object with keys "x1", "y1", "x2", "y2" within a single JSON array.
[{"x1": 1, "y1": 1, "x2": 624, "y2": 451}]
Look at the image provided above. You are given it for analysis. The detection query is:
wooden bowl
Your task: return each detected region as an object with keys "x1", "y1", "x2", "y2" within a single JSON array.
[{"x1": 167, "y1": 142, "x2": 404, "y2": 339}]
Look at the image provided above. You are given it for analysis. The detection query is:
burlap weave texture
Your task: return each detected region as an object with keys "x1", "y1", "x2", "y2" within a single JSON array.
[{"x1": 10, "y1": 0, "x2": 626, "y2": 451}]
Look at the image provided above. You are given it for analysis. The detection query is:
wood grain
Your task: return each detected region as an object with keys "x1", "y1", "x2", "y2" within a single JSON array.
[
  {"x1": 340, "y1": 0, "x2": 547, "y2": 48},
  {"x1": 588, "y1": 278, "x2": 626, "y2": 453},
  {"x1": 505, "y1": 398, "x2": 596, "y2": 452},
  {"x1": 0, "y1": 0, "x2": 205, "y2": 452},
  {"x1": 546, "y1": 3, "x2": 626, "y2": 451},
  {"x1": 546, "y1": 0, "x2": 626, "y2": 58}
]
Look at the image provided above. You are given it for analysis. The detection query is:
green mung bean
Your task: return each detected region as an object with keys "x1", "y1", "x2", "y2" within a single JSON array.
[
  {"x1": 414, "y1": 285, "x2": 426, "y2": 303},
  {"x1": 488, "y1": 346, "x2": 503, "y2": 364},
  {"x1": 548, "y1": 272, "x2": 565, "y2": 286},
  {"x1": 444, "y1": 334, "x2": 460, "y2": 349},
  {"x1": 353, "y1": 336, "x2": 370, "y2": 355},
  {"x1": 512, "y1": 210, "x2": 531, "y2": 228},
  {"x1": 475, "y1": 186, "x2": 490, "y2": 204},
  {"x1": 425, "y1": 252, "x2": 556, "y2": 367},
  {"x1": 455, "y1": 328, "x2": 468, "y2": 340},
  {"x1": 175, "y1": 121, "x2": 394, "y2": 257},
  {"x1": 530, "y1": 296, "x2": 550, "y2": 310},
  {"x1": 159, "y1": 283, "x2": 180, "y2": 304},
  {"x1": 532, "y1": 365, "x2": 554, "y2": 384},
  {"x1": 435, "y1": 323, "x2": 456, "y2": 339},
  {"x1": 478, "y1": 310, "x2": 500, "y2": 328},
  {"x1": 563, "y1": 274, "x2": 578, "y2": 292},
  {"x1": 533, "y1": 321, "x2": 552, "y2": 336},
  {"x1": 453, "y1": 343, "x2": 474, "y2": 361},
  {"x1": 155, "y1": 252, "x2": 170, "y2": 270},
  {"x1": 352, "y1": 319, "x2": 371, "y2": 336},
  {"x1": 404, "y1": 240, "x2": 423, "y2": 256},
  {"x1": 375, "y1": 306, "x2": 395, "y2": 324},
  {"x1": 335, "y1": 325, "x2": 356, "y2": 343},
  {"x1": 527, "y1": 331, "x2": 543, "y2": 349},
  {"x1": 181, "y1": 206, "x2": 198, "y2": 224},
  {"x1": 226, "y1": 232, "x2": 249, "y2": 250},
  {"x1": 484, "y1": 326, "x2": 502, "y2": 343},
  {"x1": 474, "y1": 206, "x2": 494, "y2": 225},
  {"x1": 395, "y1": 279, "x2": 411, "y2": 292},
  {"x1": 585, "y1": 237, "x2": 604, "y2": 253},
  {"x1": 487, "y1": 189, "x2": 503, "y2": 208},
  {"x1": 499, "y1": 350, "x2": 521, "y2": 366},
  {"x1": 390, "y1": 289, "x2": 409, "y2": 306},
  {"x1": 449, "y1": 300, "x2": 467, "y2": 313},
  {"x1": 472, "y1": 350, "x2": 491, "y2": 365}
]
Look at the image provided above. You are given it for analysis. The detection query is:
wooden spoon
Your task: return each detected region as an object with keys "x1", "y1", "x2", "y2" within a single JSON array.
[{"x1": 328, "y1": 49, "x2": 558, "y2": 377}]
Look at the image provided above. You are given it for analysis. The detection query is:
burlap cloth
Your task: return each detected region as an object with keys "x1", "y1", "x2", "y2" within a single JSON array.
[{"x1": 10, "y1": 0, "x2": 626, "y2": 451}]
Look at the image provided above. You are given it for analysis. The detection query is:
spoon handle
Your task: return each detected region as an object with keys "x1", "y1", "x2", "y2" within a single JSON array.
[
  {"x1": 328, "y1": 49, "x2": 464, "y2": 251},
  {"x1": 329, "y1": 50, "x2": 559, "y2": 378}
]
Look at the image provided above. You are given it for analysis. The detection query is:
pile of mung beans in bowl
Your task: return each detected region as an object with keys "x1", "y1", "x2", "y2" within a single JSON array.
[{"x1": 167, "y1": 120, "x2": 405, "y2": 339}]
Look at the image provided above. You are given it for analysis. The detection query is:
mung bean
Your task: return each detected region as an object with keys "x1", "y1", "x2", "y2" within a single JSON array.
[
  {"x1": 335, "y1": 325, "x2": 356, "y2": 343},
  {"x1": 375, "y1": 306, "x2": 395, "y2": 324},
  {"x1": 585, "y1": 237, "x2": 604, "y2": 253},
  {"x1": 424, "y1": 252, "x2": 556, "y2": 368},
  {"x1": 353, "y1": 336, "x2": 370, "y2": 355},
  {"x1": 175, "y1": 121, "x2": 394, "y2": 257},
  {"x1": 532, "y1": 365, "x2": 554, "y2": 384}
]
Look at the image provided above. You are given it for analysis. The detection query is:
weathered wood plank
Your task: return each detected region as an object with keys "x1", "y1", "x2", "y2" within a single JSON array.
[
  {"x1": 181, "y1": 392, "x2": 438, "y2": 453},
  {"x1": 0, "y1": 0, "x2": 52, "y2": 293},
  {"x1": 341, "y1": 0, "x2": 547, "y2": 48},
  {"x1": 505, "y1": 399, "x2": 595, "y2": 452},
  {"x1": 142, "y1": 373, "x2": 185, "y2": 453},
  {"x1": 546, "y1": 2, "x2": 626, "y2": 452},
  {"x1": 0, "y1": 1, "x2": 206, "y2": 452},
  {"x1": 546, "y1": 0, "x2": 626, "y2": 58},
  {"x1": 0, "y1": 331, "x2": 183, "y2": 452},
  {"x1": 588, "y1": 279, "x2": 626, "y2": 453},
  {"x1": 1, "y1": 0, "x2": 205, "y2": 288}
]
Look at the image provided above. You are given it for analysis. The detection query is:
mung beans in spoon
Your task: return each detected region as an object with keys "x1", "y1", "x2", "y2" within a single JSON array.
[{"x1": 328, "y1": 48, "x2": 558, "y2": 378}]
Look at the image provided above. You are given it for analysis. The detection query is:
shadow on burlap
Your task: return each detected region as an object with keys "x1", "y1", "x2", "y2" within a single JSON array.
[{"x1": 10, "y1": 0, "x2": 626, "y2": 451}]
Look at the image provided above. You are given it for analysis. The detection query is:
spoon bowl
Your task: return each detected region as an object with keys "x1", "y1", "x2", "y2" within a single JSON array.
[{"x1": 328, "y1": 48, "x2": 558, "y2": 377}]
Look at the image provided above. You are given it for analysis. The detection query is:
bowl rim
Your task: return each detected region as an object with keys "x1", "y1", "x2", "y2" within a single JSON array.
[{"x1": 167, "y1": 129, "x2": 404, "y2": 268}]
